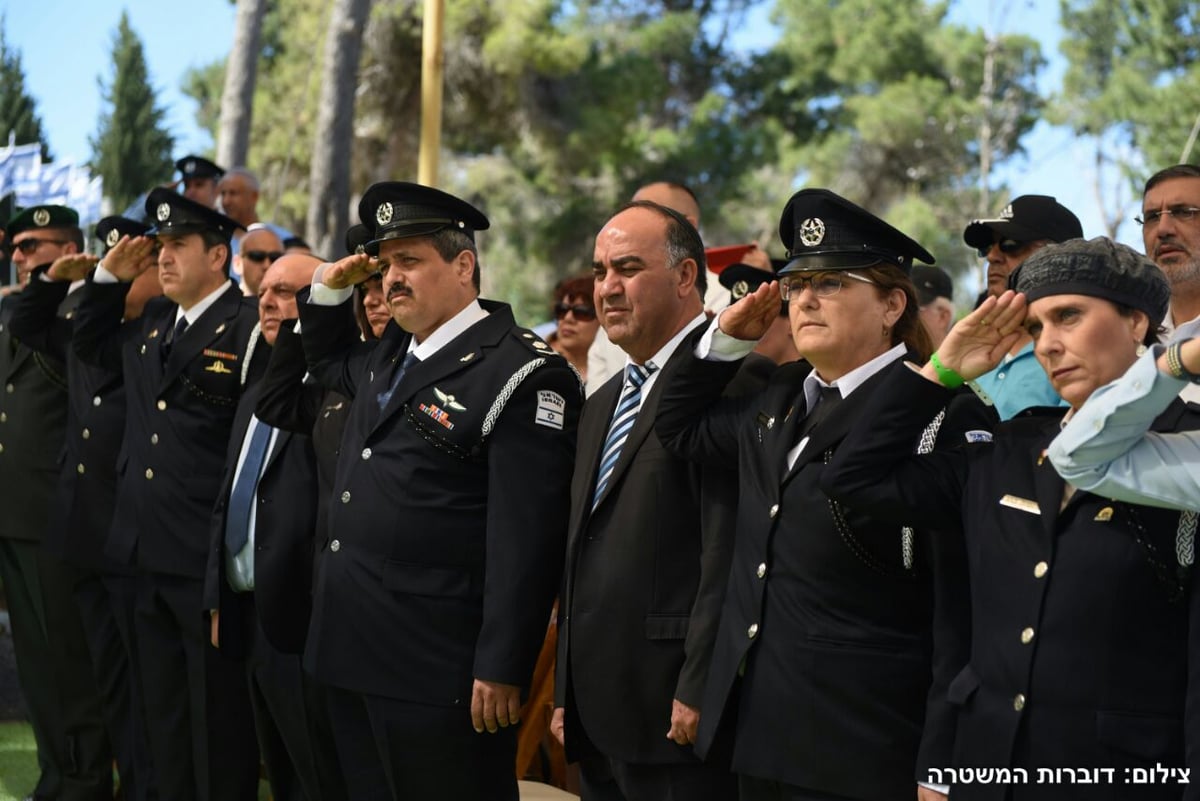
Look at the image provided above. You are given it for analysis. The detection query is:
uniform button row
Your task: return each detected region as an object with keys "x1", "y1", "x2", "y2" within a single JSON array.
[
  {"x1": 341, "y1": 491, "x2": 351, "y2": 504},
  {"x1": 768, "y1": 503, "x2": 779, "y2": 519},
  {"x1": 93, "y1": 396, "x2": 102, "y2": 407},
  {"x1": 151, "y1": 434, "x2": 159, "y2": 445},
  {"x1": 77, "y1": 463, "x2": 85, "y2": 474},
  {"x1": 157, "y1": 400, "x2": 167, "y2": 411},
  {"x1": 330, "y1": 539, "x2": 340, "y2": 552},
  {"x1": 1020, "y1": 626, "x2": 1035, "y2": 644},
  {"x1": 361, "y1": 448, "x2": 372, "y2": 460},
  {"x1": 756, "y1": 562, "x2": 767, "y2": 579},
  {"x1": 1013, "y1": 693, "x2": 1026, "y2": 711},
  {"x1": 0, "y1": 411, "x2": 7, "y2": 422},
  {"x1": 82, "y1": 428, "x2": 90, "y2": 439},
  {"x1": 1033, "y1": 561, "x2": 1048, "y2": 578},
  {"x1": 747, "y1": 623, "x2": 759, "y2": 639},
  {"x1": 145, "y1": 468, "x2": 154, "y2": 480}
]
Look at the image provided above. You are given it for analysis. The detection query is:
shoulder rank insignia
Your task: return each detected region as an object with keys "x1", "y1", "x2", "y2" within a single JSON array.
[
  {"x1": 434, "y1": 387, "x2": 467, "y2": 412},
  {"x1": 205, "y1": 360, "x2": 233, "y2": 375}
]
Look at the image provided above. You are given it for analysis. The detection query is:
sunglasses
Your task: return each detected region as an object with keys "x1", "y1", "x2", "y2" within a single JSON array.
[
  {"x1": 243, "y1": 250, "x2": 284, "y2": 263},
  {"x1": 14, "y1": 237, "x2": 69, "y2": 255},
  {"x1": 976, "y1": 238, "x2": 1025, "y2": 259},
  {"x1": 554, "y1": 302, "x2": 596, "y2": 321}
]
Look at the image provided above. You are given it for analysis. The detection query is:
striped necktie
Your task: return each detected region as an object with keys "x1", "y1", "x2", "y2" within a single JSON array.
[{"x1": 593, "y1": 362, "x2": 657, "y2": 509}]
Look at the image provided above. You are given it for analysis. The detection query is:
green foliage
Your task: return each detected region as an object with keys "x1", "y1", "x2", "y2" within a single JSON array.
[
  {"x1": 89, "y1": 12, "x2": 174, "y2": 211},
  {"x1": 0, "y1": 21, "x2": 52, "y2": 161}
]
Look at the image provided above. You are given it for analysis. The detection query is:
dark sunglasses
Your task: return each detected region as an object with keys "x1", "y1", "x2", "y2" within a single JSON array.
[
  {"x1": 243, "y1": 249, "x2": 284, "y2": 263},
  {"x1": 14, "y1": 237, "x2": 69, "y2": 255},
  {"x1": 554, "y1": 302, "x2": 596, "y2": 321},
  {"x1": 976, "y1": 238, "x2": 1025, "y2": 259}
]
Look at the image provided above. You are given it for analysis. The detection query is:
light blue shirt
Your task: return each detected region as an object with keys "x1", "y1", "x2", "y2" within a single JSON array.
[
  {"x1": 1048, "y1": 345, "x2": 1199, "y2": 512},
  {"x1": 972, "y1": 341, "x2": 1066, "y2": 420}
]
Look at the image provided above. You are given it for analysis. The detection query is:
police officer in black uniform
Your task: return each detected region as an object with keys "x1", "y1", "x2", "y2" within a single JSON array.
[
  {"x1": 297, "y1": 182, "x2": 581, "y2": 801},
  {"x1": 175, "y1": 155, "x2": 225, "y2": 210},
  {"x1": 72, "y1": 189, "x2": 261, "y2": 801},
  {"x1": 7, "y1": 214, "x2": 163, "y2": 801}
]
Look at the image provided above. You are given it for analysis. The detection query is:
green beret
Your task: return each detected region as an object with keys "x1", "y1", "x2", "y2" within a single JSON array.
[{"x1": 6, "y1": 205, "x2": 80, "y2": 239}]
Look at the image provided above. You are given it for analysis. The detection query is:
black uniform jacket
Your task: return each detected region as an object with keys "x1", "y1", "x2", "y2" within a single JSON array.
[
  {"x1": 203, "y1": 345, "x2": 319, "y2": 657},
  {"x1": 73, "y1": 278, "x2": 261, "y2": 578},
  {"x1": 655, "y1": 350, "x2": 994, "y2": 801},
  {"x1": 6, "y1": 270, "x2": 128, "y2": 571},
  {"x1": 298, "y1": 297, "x2": 581, "y2": 706},
  {"x1": 823, "y1": 364, "x2": 1200, "y2": 801},
  {"x1": 555, "y1": 333, "x2": 773, "y2": 765}
]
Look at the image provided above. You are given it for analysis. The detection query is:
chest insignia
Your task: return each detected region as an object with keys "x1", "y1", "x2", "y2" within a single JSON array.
[
  {"x1": 419, "y1": 402, "x2": 456, "y2": 430},
  {"x1": 214, "y1": 323, "x2": 226, "y2": 335},
  {"x1": 204, "y1": 360, "x2": 233, "y2": 375},
  {"x1": 1094, "y1": 506, "x2": 1114, "y2": 522},
  {"x1": 999, "y1": 494, "x2": 1040, "y2": 516},
  {"x1": 434, "y1": 387, "x2": 467, "y2": 411},
  {"x1": 460, "y1": 352, "x2": 476, "y2": 363}
]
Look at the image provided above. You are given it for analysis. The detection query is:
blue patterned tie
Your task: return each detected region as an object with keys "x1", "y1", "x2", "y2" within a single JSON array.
[
  {"x1": 593, "y1": 362, "x2": 657, "y2": 509},
  {"x1": 224, "y1": 419, "x2": 273, "y2": 556},
  {"x1": 377, "y1": 351, "x2": 419, "y2": 411},
  {"x1": 162, "y1": 316, "x2": 189, "y2": 363}
]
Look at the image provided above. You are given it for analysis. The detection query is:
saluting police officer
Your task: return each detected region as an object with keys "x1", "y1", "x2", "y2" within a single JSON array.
[
  {"x1": 72, "y1": 189, "x2": 262, "y2": 801},
  {"x1": 0, "y1": 204, "x2": 116, "y2": 801},
  {"x1": 7, "y1": 214, "x2": 163, "y2": 801},
  {"x1": 297, "y1": 182, "x2": 581, "y2": 801}
]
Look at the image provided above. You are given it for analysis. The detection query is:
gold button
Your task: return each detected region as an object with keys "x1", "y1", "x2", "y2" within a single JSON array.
[
  {"x1": 5, "y1": 384, "x2": 13, "y2": 394},
  {"x1": 82, "y1": 428, "x2": 90, "y2": 440},
  {"x1": 341, "y1": 491, "x2": 351, "y2": 504},
  {"x1": 361, "y1": 448, "x2": 372, "y2": 460},
  {"x1": 156, "y1": 400, "x2": 167, "y2": 411},
  {"x1": 93, "y1": 396, "x2": 102, "y2": 407},
  {"x1": 756, "y1": 562, "x2": 767, "y2": 579},
  {"x1": 1034, "y1": 561, "x2": 1049, "y2": 578},
  {"x1": 77, "y1": 463, "x2": 85, "y2": 474},
  {"x1": 768, "y1": 503, "x2": 779, "y2": 519},
  {"x1": 1013, "y1": 693, "x2": 1026, "y2": 711},
  {"x1": 145, "y1": 468, "x2": 154, "y2": 480},
  {"x1": 1021, "y1": 627, "x2": 1035, "y2": 644},
  {"x1": 330, "y1": 539, "x2": 341, "y2": 552},
  {"x1": 140, "y1": 344, "x2": 146, "y2": 355},
  {"x1": 151, "y1": 434, "x2": 159, "y2": 445},
  {"x1": 747, "y1": 623, "x2": 759, "y2": 639}
]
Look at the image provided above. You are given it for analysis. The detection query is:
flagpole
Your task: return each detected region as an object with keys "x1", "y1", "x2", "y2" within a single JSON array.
[{"x1": 418, "y1": 0, "x2": 445, "y2": 187}]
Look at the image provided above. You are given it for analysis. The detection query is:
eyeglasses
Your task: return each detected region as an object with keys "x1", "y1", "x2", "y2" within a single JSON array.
[
  {"x1": 242, "y1": 250, "x2": 283, "y2": 263},
  {"x1": 976, "y1": 238, "x2": 1026, "y2": 259},
  {"x1": 14, "y1": 238, "x2": 69, "y2": 255},
  {"x1": 1135, "y1": 206, "x2": 1200, "y2": 227},
  {"x1": 554, "y1": 302, "x2": 596, "y2": 321},
  {"x1": 779, "y1": 271, "x2": 876, "y2": 301}
]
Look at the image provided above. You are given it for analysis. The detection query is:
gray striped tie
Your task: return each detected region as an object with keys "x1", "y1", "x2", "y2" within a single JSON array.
[{"x1": 593, "y1": 362, "x2": 656, "y2": 509}]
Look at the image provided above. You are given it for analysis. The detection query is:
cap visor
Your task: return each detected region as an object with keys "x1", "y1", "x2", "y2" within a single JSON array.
[{"x1": 779, "y1": 252, "x2": 895, "y2": 273}]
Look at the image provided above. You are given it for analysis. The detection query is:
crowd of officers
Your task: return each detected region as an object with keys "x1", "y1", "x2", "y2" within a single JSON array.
[{"x1": 0, "y1": 155, "x2": 1199, "y2": 801}]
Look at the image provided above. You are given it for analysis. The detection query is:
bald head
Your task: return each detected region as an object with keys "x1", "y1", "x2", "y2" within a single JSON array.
[
  {"x1": 258, "y1": 253, "x2": 321, "y2": 345},
  {"x1": 632, "y1": 182, "x2": 701, "y2": 228}
]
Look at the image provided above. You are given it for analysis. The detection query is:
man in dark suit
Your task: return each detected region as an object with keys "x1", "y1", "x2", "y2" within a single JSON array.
[
  {"x1": 297, "y1": 182, "x2": 580, "y2": 801},
  {"x1": 7, "y1": 214, "x2": 163, "y2": 801},
  {"x1": 551, "y1": 200, "x2": 762, "y2": 801},
  {"x1": 72, "y1": 189, "x2": 262, "y2": 801},
  {"x1": 0, "y1": 204, "x2": 114, "y2": 801},
  {"x1": 204, "y1": 252, "x2": 346, "y2": 801}
]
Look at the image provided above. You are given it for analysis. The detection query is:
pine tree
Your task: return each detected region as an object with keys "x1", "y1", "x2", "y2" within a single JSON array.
[
  {"x1": 90, "y1": 11, "x2": 174, "y2": 211},
  {"x1": 0, "y1": 21, "x2": 52, "y2": 160}
]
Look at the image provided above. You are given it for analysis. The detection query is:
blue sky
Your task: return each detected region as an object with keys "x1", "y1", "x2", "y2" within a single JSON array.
[{"x1": 5, "y1": 0, "x2": 1142, "y2": 260}]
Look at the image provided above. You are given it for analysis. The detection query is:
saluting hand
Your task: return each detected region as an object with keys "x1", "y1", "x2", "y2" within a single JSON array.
[
  {"x1": 103, "y1": 236, "x2": 157, "y2": 282},
  {"x1": 47, "y1": 253, "x2": 100, "y2": 282},
  {"x1": 717, "y1": 280, "x2": 781, "y2": 342},
  {"x1": 471, "y1": 678, "x2": 522, "y2": 734},
  {"x1": 922, "y1": 290, "x2": 1027, "y2": 383},
  {"x1": 665, "y1": 698, "x2": 699, "y2": 746},
  {"x1": 322, "y1": 253, "x2": 378, "y2": 289}
]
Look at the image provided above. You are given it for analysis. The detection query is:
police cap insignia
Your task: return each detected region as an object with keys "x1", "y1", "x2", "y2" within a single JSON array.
[
  {"x1": 156, "y1": 204, "x2": 171, "y2": 222},
  {"x1": 376, "y1": 202, "x2": 393, "y2": 226},
  {"x1": 144, "y1": 188, "x2": 240, "y2": 239},
  {"x1": 799, "y1": 218, "x2": 825, "y2": 247},
  {"x1": 106, "y1": 229, "x2": 120, "y2": 247},
  {"x1": 732, "y1": 280, "x2": 750, "y2": 300},
  {"x1": 32, "y1": 209, "x2": 50, "y2": 227},
  {"x1": 358, "y1": 181, "x2": 489, "y2": 256}
]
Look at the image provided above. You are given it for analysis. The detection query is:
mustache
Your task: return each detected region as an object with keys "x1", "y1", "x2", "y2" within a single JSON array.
[{"x1": 386, "y1": 283, "x2": 412, "y2": 301}]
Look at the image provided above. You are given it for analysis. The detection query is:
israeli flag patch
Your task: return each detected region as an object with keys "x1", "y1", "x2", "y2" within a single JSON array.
[
  {"x1": 535, "y1": 390, "x2": 566, "y2": 430},
  {"x1": 964, "y1": 430, "x2": 993, "y2": 443}
]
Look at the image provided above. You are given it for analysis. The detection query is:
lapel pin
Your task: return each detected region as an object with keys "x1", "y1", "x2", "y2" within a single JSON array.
[
  {"x1": 148, "y1": 329, "x2": 160, "y2": 339},
  {"x1": 1094, "y1": 507, "x2": 1114, "y2": 522},
  {"x1": 214, "y1": 323, "x2": 226, "y2": 335},
  {"x1": 460, "y1": 352, "x2": 476, "y2": 363}
]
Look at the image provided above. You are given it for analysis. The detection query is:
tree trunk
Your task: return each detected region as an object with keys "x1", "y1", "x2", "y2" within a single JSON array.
[
  {"x1": 216, "y1": 0, "x2": 268, "y2": 170},
  {"x1": 307, "y1": 0, "x2": 373, "y2": 258}
]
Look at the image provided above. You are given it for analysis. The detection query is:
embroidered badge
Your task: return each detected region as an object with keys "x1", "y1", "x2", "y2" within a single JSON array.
[
  {"x1": 433, "y1": 387, "x2": 467, "y2": 412},
  {"x1": 419, "y1": 402, "x2": 455, "y2": 430},
  {"x1": 205, "y1": 360, "x2": 233, "y2": 375},
  {"x1": 964, "y1": 430, "x2": 992, "y2": 443},
  {"x1": 203, "y1": 348, "x2": 238, "y2": 362},
  {"x1": 1094, "y1": 507, "x2": 1114, "y2": 522},
  {"x1": 535, "y1": 390, "x2": 566, "y2": 430},
  {"x1": 999, "y1": 494, "x2": 1040, "y2": 516}
]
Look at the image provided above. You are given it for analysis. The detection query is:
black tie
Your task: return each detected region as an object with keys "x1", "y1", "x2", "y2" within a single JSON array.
[
  {"x1": 798, "y1": 385, "x2": 843, "y2": 440},
  {"x1": 162, "y1": 316, "x2": 188, "y2": 363},
  {"x1": 377, "y1": 352, "x2": 419, "y2": 411}
]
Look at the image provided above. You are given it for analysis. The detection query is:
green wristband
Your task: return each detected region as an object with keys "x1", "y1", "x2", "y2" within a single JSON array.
[{"x1": 929, "y1": 351, "x2": 965, "y2": 389}]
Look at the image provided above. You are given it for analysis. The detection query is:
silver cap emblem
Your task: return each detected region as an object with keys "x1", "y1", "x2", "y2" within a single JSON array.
[
  {"x1": 105, "y1": 228, "x2": 120, "y2": 248},
  {"x1": 156, "y1": 203, "x2": 171, "y2": 222},
  {"x1": 376, "y1": 202, "x2": 393, "y2": 226},
  {"x1": 799, "y1": 217, "x2": 825, "y2": 247},
  {"x1": 732, "y1": 280, "x2": 750, "y2": 300},
  {"x1": 32, "y1": 209, "x2": 50, "y2": 227}
]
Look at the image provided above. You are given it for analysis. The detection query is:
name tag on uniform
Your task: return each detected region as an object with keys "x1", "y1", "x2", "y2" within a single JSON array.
[
  {"x1": 999, "y1": 494, "x2": 1040, "y2": 515},
  {"x1": 535, "y1": 390, "x2": 565, "y2": 430}
]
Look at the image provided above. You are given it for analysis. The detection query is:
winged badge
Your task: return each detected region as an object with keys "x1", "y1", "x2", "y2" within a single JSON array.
[{"x1": 434, "y1": 387, "x2": 467, "y2": 412}]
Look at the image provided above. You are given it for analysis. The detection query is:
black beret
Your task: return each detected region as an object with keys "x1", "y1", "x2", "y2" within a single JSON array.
[
  {"x1": 963, "y1": 195, "x2": 1083, "y2": 250},
  {"x1": 95, "y1": 216, "x2": 151, "y2": 252},
  {"x1": 1012, "y1": 237, "x2": 1169, "y2": 323},
  {"x1": 175, "y1": 155, "x2": 225, "y2": 181},
  {"x1": 778, "y1": 189, "x2": 933, "y2": 274},
  {"x1": 145, "y1": 187, "x2": 242, "y2": 239},
  {"x1": 7, "y1": 205, "x2": 79, "y2": 239},
  {"x1": 358, "y1": 182, "x2": 489, "y2": 256}
]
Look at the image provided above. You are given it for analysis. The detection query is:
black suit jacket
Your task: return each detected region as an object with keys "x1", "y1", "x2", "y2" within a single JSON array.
[
  {"x1": 203, "y1": 350, "x2": 319, "y2": 657},
  {"x1": 0, "y1": 282, "x2": 69, "y2": 543},
  {"x1": 6, "y1": 272, "x2": 128, "y2": 571},
  {"x1": 823, "y1": 365, "x2": 1200, "y2": 801},
  {"x1": 656, "y1": 352, "x2": 992, "y2": 800},
  {"x1": 556, "y1": 329, "x2": 772, "y2": 764},
  {"x1": 73, "y1": 278, "x2": 261, "y2": 578},
  {"x1": 298, "y1": 297, "x2": 581, "y2": 705}
]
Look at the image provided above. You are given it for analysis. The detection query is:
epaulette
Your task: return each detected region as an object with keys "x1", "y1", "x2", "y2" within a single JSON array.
[{"x1": 509, "y1": 327, "x2": 562, "y2": 359}]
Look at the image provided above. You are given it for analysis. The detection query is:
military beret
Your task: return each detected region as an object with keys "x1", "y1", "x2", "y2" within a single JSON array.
[
  {"x1": 175, "y1": 155, "x2": 225, "y2": 182},
  {"x1": 963, "y1": 195, "x2": 1083, "y2": 251},
  {"x1": 911, "y1": 264, "x2": 954, "y2": 305},
  {"x1": 6, "y1": 205, "x2": 79, "y2": 239},
  {"x1": 1012, "y1": 237, "x2": 1169, "y2": 323},
  {"x1": 145, "y1": 187, "x2": 242, "y2": 239},
  {"x1": 95, "y1": 216, "x2": 151, "y2": 252},
  {"x1": 358, "y1": 182, "x2": 489, "y2": 256},
  {"x1": 778, "y1": 189, "x2": 933, "y2": 274}
]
